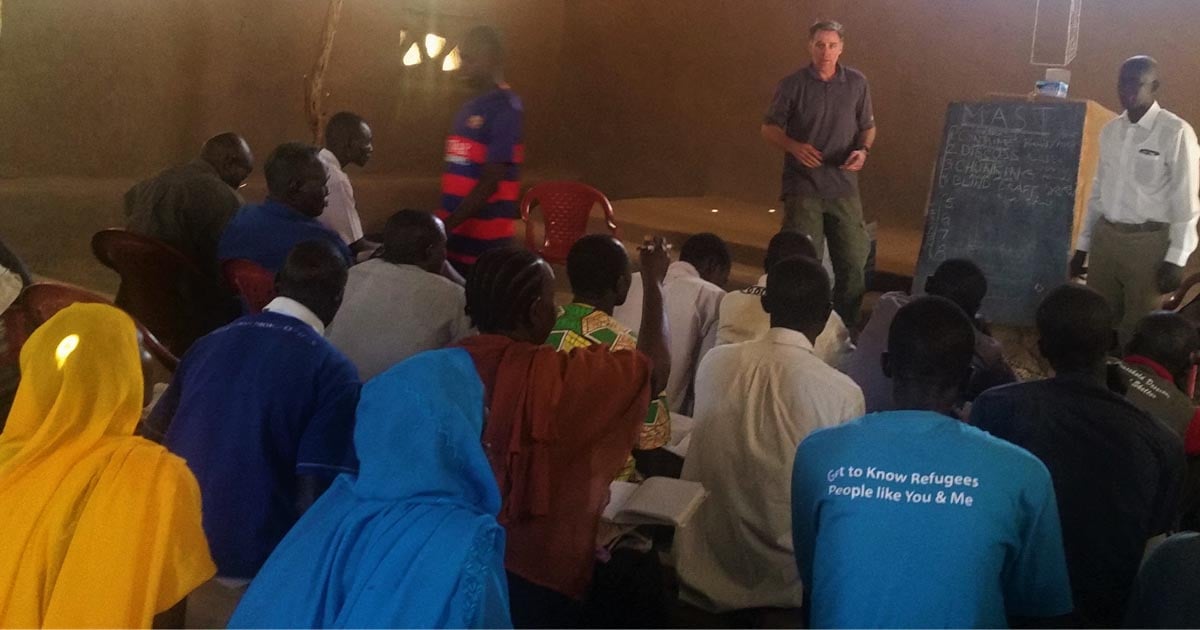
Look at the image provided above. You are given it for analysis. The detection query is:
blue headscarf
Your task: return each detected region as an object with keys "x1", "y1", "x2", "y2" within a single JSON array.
[{"x1": 229, "y1": 348, "x2": 511, "y2": 629}]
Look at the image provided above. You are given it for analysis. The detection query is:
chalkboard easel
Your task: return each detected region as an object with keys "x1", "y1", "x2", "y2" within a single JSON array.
[{"x1": 915, "y1": 97, "x2": 1116, "y2": 325}]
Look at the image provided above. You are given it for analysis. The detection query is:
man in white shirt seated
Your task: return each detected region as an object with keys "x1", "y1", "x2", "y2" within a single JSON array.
[
  {"x1": 1070, "y1": 56, "x2": 1200, "y2": 345},
  {"x1": 318, "y1": 111, "x2": 379, "y2": 256},
  {"x1": 717, "y1": 230, "x2": 853, "y2": 367},
  {"x1": 673, "y1": 256, "x2": 865, "y2": 622},
  {"x1": 614, "y1": 233, "x2": 730, "y2": 415},
  {"x1": 328, "y1": 209, "x2": 473, "y2": 380}
]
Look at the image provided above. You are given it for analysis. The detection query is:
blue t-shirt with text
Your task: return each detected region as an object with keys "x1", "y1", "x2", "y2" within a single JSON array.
[{"x1": 792, "y1": 410, "x2": 1073, "y2": 628}]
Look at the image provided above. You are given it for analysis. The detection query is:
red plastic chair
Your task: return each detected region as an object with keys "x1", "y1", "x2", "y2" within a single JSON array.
[
  {"x1": 520, "y1": 182, "x2": 618, "y2": 264},
  {"x1": 2, "y1": 282, "x2": 178, "y2": 371},
  {"x1": 92, "y1": 229, "x2": 231, "y2": 356},
  {"x1": 222, "y1": 259, "x2": 276, "y2": 315}
]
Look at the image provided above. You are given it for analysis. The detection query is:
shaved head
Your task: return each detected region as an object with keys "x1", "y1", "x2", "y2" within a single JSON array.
[
  {"x1": 200, "y1": 132, "x2": 253, "y2": 189},
  {"x1": 1118, "y1": 55, "x2": 1160, "y2": 118},
  {"x1": 1121, "y1": 55, "x2": 1159, "y2": 78}
]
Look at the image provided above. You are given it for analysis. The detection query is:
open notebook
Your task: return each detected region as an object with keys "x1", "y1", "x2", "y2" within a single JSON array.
[{"x1": 602, "y1": 477, "x2": 708, "y2": 527}]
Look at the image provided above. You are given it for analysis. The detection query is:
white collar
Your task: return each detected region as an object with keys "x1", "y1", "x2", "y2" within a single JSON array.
[
  {"x1": 764, "y1": 326, "x2": 816, "y2": 350},
  {"x1": 755, "y1": 273, "x2": 769, "y2": 287},
  {"x1": 667, "y1": 260, "x2": 700, "y2": 280},
  {"x1": 317, "y1": 147, "x2": 345, "y2": 175},
  {"x1": 1123, "y1": 101, "x2": 1162, "y2": 130},
  {"x1": 263, "y1": 296, "x2": 326, "y2": 335}
]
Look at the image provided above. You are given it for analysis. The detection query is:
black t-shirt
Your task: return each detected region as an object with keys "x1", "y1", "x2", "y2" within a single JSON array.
[{"x1": 970, "y1": 374, "x2": 1186, "y2": 627}]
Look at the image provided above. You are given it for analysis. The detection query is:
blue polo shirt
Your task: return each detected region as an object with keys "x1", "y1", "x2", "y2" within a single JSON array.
[
  {"x1": 155, "y1": 310, "x2": 361, "y2": 578},
  {"x1": 218, "y1": 199, "x2": 352, "y2": 272},
  {"x1": 792, "y1": 411, "x2": 1073, "y2": 628}
]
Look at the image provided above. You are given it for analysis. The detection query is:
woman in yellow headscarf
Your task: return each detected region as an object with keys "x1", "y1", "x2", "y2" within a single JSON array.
[{"x1": 0, "y1": 303, "x2": 215, "y2": 627}]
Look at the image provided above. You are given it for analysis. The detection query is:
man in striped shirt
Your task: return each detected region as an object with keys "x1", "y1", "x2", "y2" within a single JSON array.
[{"x1": 438, "y1": 26, "x2": 524, "y2": 273}]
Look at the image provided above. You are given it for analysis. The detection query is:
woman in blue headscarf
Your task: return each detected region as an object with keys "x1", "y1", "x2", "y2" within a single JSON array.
[{"x1": 229, "y1": 348, "x2": 512, "y2": 628}]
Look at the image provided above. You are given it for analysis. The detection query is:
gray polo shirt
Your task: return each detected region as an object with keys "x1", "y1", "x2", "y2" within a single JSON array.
[{"x1": 764, "y1": 64, "x2": 875, "y2": 200}]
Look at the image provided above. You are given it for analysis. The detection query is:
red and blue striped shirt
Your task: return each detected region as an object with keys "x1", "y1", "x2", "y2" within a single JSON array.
[{"x1": 437, "y1": 86, "x2": 524, "y2": 267}]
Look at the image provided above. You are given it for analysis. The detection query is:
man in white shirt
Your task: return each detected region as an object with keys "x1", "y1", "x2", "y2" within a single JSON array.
[
  {"x1": 328, "y1": 209, "x2": 473, "y2": 380},
  {"x1": 1071, "y1": 56, "x2": 1200, "y2": 344},
  {"x1": 318, "y1": 111, "x2": 377, "y2": 255},
  {"x1": 673, "y1": 255, "x2": 865, "y2": 619},
  {"x1": 718, "y1": 230, "x2": 852, "y2": 367},
  {"x1": 614, "y1": 232, "x2": 730, "y2": 414}
]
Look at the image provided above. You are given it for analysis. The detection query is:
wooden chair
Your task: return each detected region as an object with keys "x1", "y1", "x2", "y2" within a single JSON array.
[
  {"x1": 2, "y1": 282, "x2": 178, "y2": 371},
  {"x1": 223, "y1": 259, "x2": 276, "y2": 314},
  {"x1": 91, "y1": 229, "x2": 231, "y2": 356},
  {"x1": 520, "y1": 181, "x2": 617, "y2": 265}
]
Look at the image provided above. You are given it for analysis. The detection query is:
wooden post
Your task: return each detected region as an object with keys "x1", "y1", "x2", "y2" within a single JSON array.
[{"x1": 306, "y1": 0, "x2": 345, "y2": 145}]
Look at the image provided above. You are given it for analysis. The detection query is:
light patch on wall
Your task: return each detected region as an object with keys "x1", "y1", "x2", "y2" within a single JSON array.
[
  {"x1": 402, "y1": 42, "x2": 422, "y2": 66},
  {"x1": 425, "y1": 33, "x2": 447, "y2": 58},
  {"x1": 442, "y1": 47, "x2": 461, "y2": 72}
]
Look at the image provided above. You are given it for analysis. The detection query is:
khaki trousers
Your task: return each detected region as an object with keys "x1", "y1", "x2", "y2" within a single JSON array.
[
  {"x1": 1087, "y1": 218, "x2": 1169, "y2": 347},
  {"x1": 783, "y1": 195, "x2": 870, "y2": 326}
]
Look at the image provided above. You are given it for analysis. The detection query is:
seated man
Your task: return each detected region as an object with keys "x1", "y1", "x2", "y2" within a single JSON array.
[
  {"x1": 126, "y1": 133, "x2": 251, "y2": 338},
  {"x1": 219, "y1": 142, "x2": 352, "y2": 272},
  {"x1": 455, "y1": 242, "x2": 670, "y2": 628},
  {"x1": 1116, "y1": 312, "x2": 1200, "y2": 529},
  {"x1": 717, "y1": 230, "x2": 852, "y2": 367},
  {"x1": 318, "y1": 112, "x2": 378, "y2": 255},
  {"x1": 614, "y1": 232, "x2": 729, "y2": 414},
  {"x1": 150, "y1": 241, "x2": 360, "y2": 589},
  {"x1": 971, "y1": 284, "x2": 1185, "y2": 627},
  {"x1": 793, "y1": 296, "x2": 1073, "y2": 628},
  {"x1": 125, "y1": 132, "x2": 253, "y2": 277},
  {"x1": 328, "y1": 209, "x2": 473, "y2": 380},
  {"x1": 675, "y1": 256, "x2": 864, "y2": 620},
  {"x1": 548, "y1": 234, "x2": 672, "y2": 479},
  {"x1": 845, "y1": 258, "x2": 1015, "y2": 412}
]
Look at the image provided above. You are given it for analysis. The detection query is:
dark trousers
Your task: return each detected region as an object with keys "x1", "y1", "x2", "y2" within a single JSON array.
[
  {"x1": 783, "y1": 195, "x2": 870, "y2": 326},
  {"x1": 507, "y1": 571, "x2": 583, "y2": 629}
]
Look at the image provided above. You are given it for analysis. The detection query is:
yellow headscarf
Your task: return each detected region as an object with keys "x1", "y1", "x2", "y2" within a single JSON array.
[{"x1": 0, "y1": 303, "x2": 215, "y2": 628}]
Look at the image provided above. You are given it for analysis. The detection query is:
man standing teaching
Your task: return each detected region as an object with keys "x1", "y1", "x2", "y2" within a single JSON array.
[
  {"x1": 762, "y1": 20, "x2": 876, "y2": 327},
  {"x1": 1070, "y1": 56, "x2": 1200, "y2": 345}
]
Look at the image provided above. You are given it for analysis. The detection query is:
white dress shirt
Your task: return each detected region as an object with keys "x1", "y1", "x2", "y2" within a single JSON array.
[
  {"x1": 716, "y1": 273, "x2": 853, "y2": 368},
  {"x1": 1077, "y1": 102, "x2": 1200, "y2": 266},
  {"x1": 263, "y1": 296, "x2": 326, "y2": 335},
  {"x1": 317, "y1": 148, "x2": 365, "y2": 245},
  {"x1": 673, "y1": 328, "x2": 865, "y2": 612},
  {"x1": 328, "y1": 259, "x2": 474, "y2": 380},
  {"x1": 613, "y1": 261, "x2": 725, "y2": 414}
]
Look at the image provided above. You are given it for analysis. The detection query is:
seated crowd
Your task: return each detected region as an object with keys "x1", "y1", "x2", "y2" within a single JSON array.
[
  {"x1": 3, "y1": 56, "x2": 1200, "y2": 630},
  {"x1": 7, "y1": 197, "x2": 1200, "y2": 628}
]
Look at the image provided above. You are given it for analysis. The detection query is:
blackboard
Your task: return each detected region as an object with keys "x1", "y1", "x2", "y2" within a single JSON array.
[{"x1": 915, "y1": 100, "x2": 1087, "y2": 325}]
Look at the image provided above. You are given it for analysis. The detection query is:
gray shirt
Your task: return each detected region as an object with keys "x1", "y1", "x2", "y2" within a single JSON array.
[
  {"x1": 764, "y1": 64, "x2": 875, "y2": 199},
  {"x1": 124, "y1": 159, "x2": 243, "y2": 277},
  {"x1": 328, "y1": 260, "x2": 474, "y2": 380}
]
